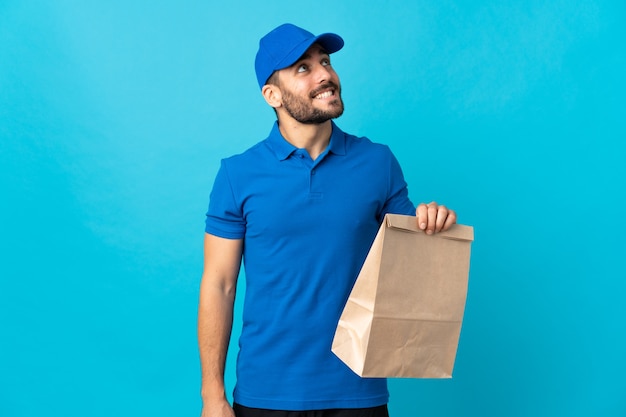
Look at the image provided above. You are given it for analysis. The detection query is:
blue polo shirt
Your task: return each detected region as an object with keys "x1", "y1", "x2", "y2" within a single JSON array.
[{"x1": 205, "y1": 121, "x2": 415, "y2": 410}]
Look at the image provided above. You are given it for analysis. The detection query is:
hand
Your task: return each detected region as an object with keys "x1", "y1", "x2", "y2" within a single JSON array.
[
  {"x1": 200, "y1": 398, "x2": 235, "y2": 417},
  {"x1": 416, "y1": 201, "x2": 456, "y2": 235}
]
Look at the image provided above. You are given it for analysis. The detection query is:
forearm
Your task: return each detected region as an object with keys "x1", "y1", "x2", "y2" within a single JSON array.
[
  {"x1": 198, "y1": 279, "x2": 236, "y2": 403},
  {"x1": 197, "y1": 234, "x2": 242, "y2": 415}
]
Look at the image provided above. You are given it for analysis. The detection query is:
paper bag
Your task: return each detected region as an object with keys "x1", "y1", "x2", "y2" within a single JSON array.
[{"x1": 331, "y1": 213, "x2": 474, "y2": 378}]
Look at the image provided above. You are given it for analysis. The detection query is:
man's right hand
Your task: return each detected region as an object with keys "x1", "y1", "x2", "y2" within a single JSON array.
[{"x1": 200, "y1": 398, "x2": 235, "y2": 417}]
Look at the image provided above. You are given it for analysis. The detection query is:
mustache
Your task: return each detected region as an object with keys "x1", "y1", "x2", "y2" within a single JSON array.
[{"x1": 310, "y1": 82, "x2": 340, "y2": 98}]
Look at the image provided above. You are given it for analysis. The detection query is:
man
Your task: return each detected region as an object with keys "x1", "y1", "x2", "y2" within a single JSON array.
[{"x1": 198, "y1": 23, "x2": 456, "y2": 417}]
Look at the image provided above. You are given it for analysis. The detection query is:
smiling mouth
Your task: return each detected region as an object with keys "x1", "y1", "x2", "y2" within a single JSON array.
[
  {"x1": 311, "y1": 83, "x2": 339, "y2": 100},
  {"x1": 314, "y1": 90, "x2": 334, "y2": 99}
]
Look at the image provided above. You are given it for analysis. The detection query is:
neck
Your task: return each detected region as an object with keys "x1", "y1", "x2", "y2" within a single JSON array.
[{"x1": 277, "y1": 117, "x2": 332, "y2": 161}]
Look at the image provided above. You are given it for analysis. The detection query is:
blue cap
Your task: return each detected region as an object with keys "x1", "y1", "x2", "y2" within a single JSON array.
[{"x1": 255, "y1": 23, "x2": 344, "y2": 89}]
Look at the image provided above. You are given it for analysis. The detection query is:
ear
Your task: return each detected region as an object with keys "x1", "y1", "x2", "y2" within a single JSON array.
[{"x1": 261, "y1": 84, "x2": 282, "y2": 109}]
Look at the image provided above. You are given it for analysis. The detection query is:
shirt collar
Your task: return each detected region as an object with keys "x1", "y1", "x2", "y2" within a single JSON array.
[{"x1": 265, "y1": 120, "x2": 347, "y2": 161}]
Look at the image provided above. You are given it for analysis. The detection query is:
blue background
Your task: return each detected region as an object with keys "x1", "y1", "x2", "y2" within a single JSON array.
[{"x1": 1, "y1": 1, "x2": 625, "y2": 416}]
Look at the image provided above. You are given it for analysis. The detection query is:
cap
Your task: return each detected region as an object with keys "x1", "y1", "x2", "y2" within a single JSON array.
[{"x1": 254, "y1": 23, "x2": 344, "y2": 89}]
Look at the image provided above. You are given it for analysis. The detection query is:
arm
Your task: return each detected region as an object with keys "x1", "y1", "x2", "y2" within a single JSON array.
[{"x1": 198, "y1": 233, "x2": 243, "y2": 417}]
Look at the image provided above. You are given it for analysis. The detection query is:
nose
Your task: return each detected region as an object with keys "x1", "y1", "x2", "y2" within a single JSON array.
[{"x1": 313, "y1": 63, "x2": 332, "y2": 83}]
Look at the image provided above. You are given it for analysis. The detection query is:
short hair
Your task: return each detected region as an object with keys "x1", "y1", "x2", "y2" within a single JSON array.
[{"x1": 266, "y1": 71, "x2": 280, "y2": 87}]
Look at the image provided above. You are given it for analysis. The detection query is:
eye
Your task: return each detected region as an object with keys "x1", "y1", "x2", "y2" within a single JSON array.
[
  {"x1": 322, "y1": 58, "x2": 331, "y2": 66},
  {"x1": 297, "y1": 64, "x2": 308, "y2": 73}
]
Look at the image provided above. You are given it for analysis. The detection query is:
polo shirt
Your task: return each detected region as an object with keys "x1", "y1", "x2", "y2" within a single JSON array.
[{"x1": 205, "y1": 121, "x2": 416, "y2": 410}]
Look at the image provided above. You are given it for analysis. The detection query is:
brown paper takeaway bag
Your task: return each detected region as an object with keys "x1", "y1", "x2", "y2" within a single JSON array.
[{"x1": 332, "y1": 214, "x2": 474, "y2": 378}]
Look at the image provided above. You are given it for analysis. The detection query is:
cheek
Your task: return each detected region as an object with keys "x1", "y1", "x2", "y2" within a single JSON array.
[{"x1": 286, "y1": 80, "x2": 309, "y2": 96}]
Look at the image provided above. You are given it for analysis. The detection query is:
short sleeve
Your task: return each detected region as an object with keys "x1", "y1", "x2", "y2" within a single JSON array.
[
  {"x1": 379, "y1": 147, "x2": 416, "y2": 220},
  {"x1": 204, "y1": 159, "x2": 246, "y2": 239}
]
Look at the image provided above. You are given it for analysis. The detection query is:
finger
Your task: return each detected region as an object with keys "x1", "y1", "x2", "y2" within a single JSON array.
[
  {"x1": 416, "y1": 203, "x2": 428, "y2": 230},
  {"x1": 442, "y1": 209, "x2": 457, "y2": 231},
  {"x1": 435, "y1": 205, "x2": 448, "y2": 232},
  {"x1": 426, "y1": 202, "x2": 438, "y2": 235}
]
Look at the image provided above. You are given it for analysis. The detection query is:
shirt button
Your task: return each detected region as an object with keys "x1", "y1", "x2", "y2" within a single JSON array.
[{"x1": 311, "y1": 170, "x2": 316, "y2": 175}]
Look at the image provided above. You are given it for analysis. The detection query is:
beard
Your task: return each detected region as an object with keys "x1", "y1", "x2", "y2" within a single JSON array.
[{"x1": 281, "y1": 82, "x2": 344, "y2": 124}]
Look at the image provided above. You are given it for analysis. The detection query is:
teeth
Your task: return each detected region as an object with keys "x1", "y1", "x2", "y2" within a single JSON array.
[{"x1": 315, "y1": 90, "x2": 333, "y2": 99}]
